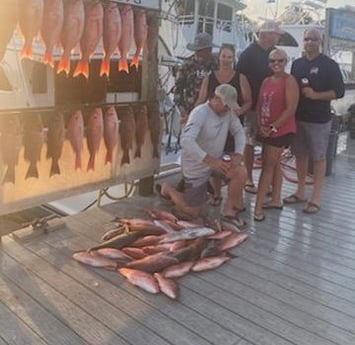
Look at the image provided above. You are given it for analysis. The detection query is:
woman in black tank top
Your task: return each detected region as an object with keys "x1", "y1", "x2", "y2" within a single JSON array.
[{"x1": 194, "y1": 44, "x2": 252, "y2": 207}]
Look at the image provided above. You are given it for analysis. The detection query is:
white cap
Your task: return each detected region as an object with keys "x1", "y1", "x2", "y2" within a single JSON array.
[
  {"x1": 214, "y1": 84, "x2": 238, "y2": 110},
  {"x1": 258, "y1": 20, "x2": 284, "y2": 34}
]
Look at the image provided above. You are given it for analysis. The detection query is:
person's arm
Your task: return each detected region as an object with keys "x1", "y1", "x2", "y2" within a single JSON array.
[
  {"x1": 271, "y1": 75, "x2": 299, "y2": 130},
  {"x1": 173, "y1": 64, "x2": 187, "y2": 113},
  {"x1": 194, "y1": 76, "x2": 209, "y2": 107},
  {"x1": 230, "y1": 115, "x2": 246, "y2": 155},
  {"x1": 237, "y1": 73, "x2": 252, "y2": 116}
]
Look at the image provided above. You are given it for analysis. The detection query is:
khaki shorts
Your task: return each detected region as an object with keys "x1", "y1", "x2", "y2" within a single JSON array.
[
  {"x1": 291, "y1": 120, "x2": 331, "y2": 161},
  {"x1": 183, "y1": 175, "x2": 209, "y2": 207},
  {"x1": 244, "y1": 110, "x2": 259, "y2": 146}
]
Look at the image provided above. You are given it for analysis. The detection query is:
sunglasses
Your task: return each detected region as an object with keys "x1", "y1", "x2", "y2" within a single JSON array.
[
  {"x1": 304, "y1": 37, "x2": 319, "y2": 42},
  {"x1": 269, "y1": 58, "x2": 285, "y2": 63}
]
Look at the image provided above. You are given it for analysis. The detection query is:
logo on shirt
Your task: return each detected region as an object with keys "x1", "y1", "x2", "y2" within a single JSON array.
[{"x1": 310, "y1": 67, "x2": 319, "y2": 75}]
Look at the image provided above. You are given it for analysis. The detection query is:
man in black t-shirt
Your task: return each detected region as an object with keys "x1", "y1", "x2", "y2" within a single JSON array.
[
  {"x1": 237, "y1": 20, "x2": 283, "y2": 194},
  {"x1": 284, "y1": 28, "x2": 345, "y2": 214}
]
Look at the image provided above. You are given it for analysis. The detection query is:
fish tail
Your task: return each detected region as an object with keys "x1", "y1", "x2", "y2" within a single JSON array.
[
  {"x1": 134, "y1": 146, "x2": 141, "y2": 158},
  {"x1": 43, "y1": 51, "x2": 55, "y2": 68},
  {"x1": 100, "y1": 59, "x2": 110, "y2": 77},
  {"x1": 118, "y1": 58, "x2": 129, "y2": 73},
  {"x1": 152, "y1": 145, "x2": 159, "y2": 158},
  {"x1": 25, "y1": 163, "x2": 39, "y2": 179},
  {"x1": 20, "y1": 44, "x2": 33, "y2": 59},
  {"x1": 87, "y1": 155, "x2": 95, "y2": 171},
  {"x1": 57, "y1": 58, "x2": 70, "y2": 75},
  {"x1": 75, "y1": 155, "x2": 82, "y2": 170},
  {"x1": 73, "y1": 61, "x2": 89, "y2": 79},
  {"x1": 105, "y1": 150, "x2": 113, "y2": 164},
  {"x1": 50, "y1": 159, "x2": 60, "y2": 177},
  {"x1": 121, "y1": 150, "x2": 130, "y2": 166},
  {"x1": 131, "y1": 55, "x2": 139, "y2": 68},
  {"x1": 4, "y1": 166, "x2": 15, "y2": 184}
]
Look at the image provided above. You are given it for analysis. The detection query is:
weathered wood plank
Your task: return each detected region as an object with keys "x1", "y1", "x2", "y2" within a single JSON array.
[{"x1": 0, "y1": 273, "x2": 88, "y2": 345}]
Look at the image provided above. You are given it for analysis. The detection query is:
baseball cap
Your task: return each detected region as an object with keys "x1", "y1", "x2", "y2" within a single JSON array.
[
  {"x1": 214, "y1": 84, "x2": 239, "y2": 110},
  {"x1": 258, "y1": 20, "x2": 284, "y2": 34},
  {"x1": 186, "y1": 32, "x2": 218, "y2": 51}
]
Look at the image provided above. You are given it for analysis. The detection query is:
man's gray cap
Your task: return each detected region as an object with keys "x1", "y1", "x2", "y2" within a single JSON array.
[{"x1": 186, "y1": 32, "x2": 218, "y2": 51}]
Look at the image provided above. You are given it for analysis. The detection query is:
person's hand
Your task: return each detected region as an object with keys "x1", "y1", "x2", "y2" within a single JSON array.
[
  {"x1": 302, "y1": 87, "x2": 317, "y2": 100},
  {"x1": 259, "y1": 125, "x2": 271, "y2": 137},
  {"x1": 207, "y1": 157, "x2": 230, "y2": 175}
]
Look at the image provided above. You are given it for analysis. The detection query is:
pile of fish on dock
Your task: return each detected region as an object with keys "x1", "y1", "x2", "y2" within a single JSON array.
[{"x1": 72, "y1": 208, "x2": 249, "y2": 299}]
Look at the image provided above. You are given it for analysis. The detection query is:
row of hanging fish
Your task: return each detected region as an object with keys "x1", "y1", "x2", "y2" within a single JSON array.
[
  {"x1": 0, "y1": 103, "x2": 161, "y2": 184},
  {"x1": 72, "y1": 208, "x2": 249, "y2": 299},
  {"x1": 0, "y1": 0, "x2": 148, "y2": 78}
]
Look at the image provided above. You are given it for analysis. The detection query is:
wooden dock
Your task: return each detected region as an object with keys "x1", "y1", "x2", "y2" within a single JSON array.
[{"x1": 1, "y1": 136, "x2": 355, "y2": 345}]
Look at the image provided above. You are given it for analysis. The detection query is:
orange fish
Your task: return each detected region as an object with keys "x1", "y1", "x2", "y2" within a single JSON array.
[
  {"x1": 134, "y1": 104, "x2": 148, "y2": 158},
  {"x1": 57, "y1": 0, "x2": 84, "y2": 75},
  {"x1": 66, "y1": 110, "x2": 84, "y2": 170},
  {"x1": 0, "y1": 0, "x2": 18, "y2": 61},
  {"x1": 86, "y1": 107, "x2": 103, "y2": 171},
  {"x1": 118, "y1": 5, "x2": 134, "y2": 73},
  {"x1": 41, "y1": 0, "x2": 64, "y2": 67},
  {"x1": 19, "y1": 0, "x2": 44, "y2": 59},
  {"x1": 103, "y1": 106, "x2": 119, "y2": 164},
  {"x1": 100, "y1": 2, "x2": 121, "y2": 77},
  {"x1": 154, "y1": 273, "x2": 179, "y2": 299},
  {"x1": 73, "y1": 1, "x2": 104, "y2": 78},
  {"x1": 119, "y1": 106, "x2": 135, "y2": 166},
  {"x1": 118, "y1": 268, "x2": 160, "y2": 294},
  {"x1": 131, "y1": 9, "x2": 148, "y2": 68},
  {"x1": 148, "y1": 103, "x2": 162, "y2": 158}
]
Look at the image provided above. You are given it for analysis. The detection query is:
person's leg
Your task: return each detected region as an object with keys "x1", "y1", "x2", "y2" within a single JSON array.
[
  {"x1": 310, "y1": 159, "x2": 326, "y2": 207},
  {"x1": 208, "y1": 176, "x2": 223, "y2": 206},
  {"x1": 244, "y1": 144, "x2": 256, "y2": 190},
  {"x1": 269, "y1": 159, "x2": 283, "y2": 206},
  {"x1": 254, "y1": 144, "x2": 282, "y2": 219}
]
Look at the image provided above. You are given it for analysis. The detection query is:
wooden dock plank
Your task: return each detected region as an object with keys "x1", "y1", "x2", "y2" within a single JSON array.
[{"x1": 0, "y1": 272, "x2": 88, "y2": 345}]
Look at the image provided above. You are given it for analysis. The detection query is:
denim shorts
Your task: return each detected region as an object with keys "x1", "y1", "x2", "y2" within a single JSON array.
[{"x1": 291, "y1": 120, "x2": 331, "y2": 161}]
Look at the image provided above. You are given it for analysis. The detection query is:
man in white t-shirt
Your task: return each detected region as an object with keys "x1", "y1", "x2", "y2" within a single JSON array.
[{"x1": 158, "y1": 84, "x2": 247, "y2": 225}]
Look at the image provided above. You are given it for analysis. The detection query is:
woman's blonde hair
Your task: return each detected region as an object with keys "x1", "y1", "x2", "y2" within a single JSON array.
[{"x1": 269, "y1": 48, "x2": 288, "y2": 61}]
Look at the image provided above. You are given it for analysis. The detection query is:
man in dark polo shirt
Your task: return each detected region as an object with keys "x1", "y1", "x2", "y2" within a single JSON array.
[
  {"x1": 236, "y1": 20, "x2": 283, "y2": 194},
  {"x1": 284, "y1": 28, "x2": 345, "y2": 214}
]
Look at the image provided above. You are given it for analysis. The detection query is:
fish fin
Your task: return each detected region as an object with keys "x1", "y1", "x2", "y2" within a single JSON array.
[
  {"x1": 118, "y1": 58, "x2": 129, "y2": 73},
  {"x1": 100, "y1": 59, "x2": 110, "y2": 77},
  {"x1": 73, "y1": 61, "x2": 89, "y2": 79},
  {"x1": 87, "y1": 155, "x2": 95, "y2": 171},
  {"x1": 134, "y1": 146, "x2": 141, "y2": 158},
  {"x1": 43, "y1": 51, "x2": 54, "y2": 68},
  {"x1": 131, "y1": 55, "x2": 139, "y2": 68},
  {"x1": 152, "y1": 145, "x2": 159, "y2": 158},
  {"x1": 25, "y1": 163, "x2": 39, "y2": 179},
  {"x1": 3, "y1": 167, "x2": 15, "y2": 184},
  {"x1": 105, "y1": 150, "x2": 113, "y2": 164},
  {"x1": 57, "y1": 58, "x2": 70, "y2": 75},
  {"x1": 121, "y1": 150, "x2": 130, "y2": 166},
  {"x1": 21, "y1": 44, "x2": 33, "y2": 59},
  {"x1": 50, "y1": 160, "x2": 60, "y2": 177}
]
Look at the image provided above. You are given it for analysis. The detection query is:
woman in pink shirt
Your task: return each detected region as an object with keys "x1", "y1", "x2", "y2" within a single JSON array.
[{"x1": 254, "y1": 48, "x2": 299, "y2": 221}]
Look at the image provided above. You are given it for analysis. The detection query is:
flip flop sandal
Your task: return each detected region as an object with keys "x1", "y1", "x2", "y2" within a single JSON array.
[
  {"x1": 233, "y1": 206, "x2": 247, "y2": 214},
  {"x1": 221, "y1": 214, "x2": 247, "y2": 229},
  {"x1": 302, "y1": 202, "x2": 320, "y2": 214},
  {"x1": 262, "y1": 202, "x2": 283, "y2": 210},
  {"x1": 254, "y1": 213, "x2": 265, "y2": 222},
  {"x1": 244, "y1": 183, "x2": 257, "y2": 194},
  {"x1": 155, "y1": 184, "x2": 171, "y2": 202},
  {"x1": 283, "y1": 194, "x2": 307, "y2": 204}
]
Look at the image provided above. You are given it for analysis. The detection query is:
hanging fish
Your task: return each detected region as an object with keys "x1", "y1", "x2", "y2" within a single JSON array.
[
  {"x1": 148, "y1": 103, "x2": 162, "y2": 159},
  {"x1": 103, "y1": 106, "x2": 119, "y2": 165},
  {"x1": 23, "y1": 113, "x2": 44, "y2": 179},
  {"x1": 0, "y1": 0, "x2": 18, "y2": 61},
  {"x1": 100, "y1": 2, "x2": 121, "y2": 77},
  {"x1": 118, "y1": 5, "x2": 134, "y2": 73},
  {"x1": 41, "y1": 0, "x2": 64, "y2": 67},
  {"x1": 0, "y1": 115, "x2": 22, "y2": 184},
  {"x1": 57, "y1": 0, "x2": 85, "y2": 75},
  {"x1": 46, "y1": 111, "x2": 65, "y2": 176},
  {"x1": 19, "y1": 0, "x2": 44, "y2": 59},
  {"x1": 86, "y1": 107, "x2": 103, "y2": 171},
  {"x1": 131, "y1": 8, "x2": 148, "y2": 68},
  {"x1": 66, "y1": 109, "x2": 84, "y2": 170},
  {"x1": 119, "y1": 106, "x2": 136, "y2": 166},
  {"x1": 73, "y1": 0, "x2": 104, "y2": 78},
  {"x1": 134, "y1": 104, "x2": 148, "y2": 158}
]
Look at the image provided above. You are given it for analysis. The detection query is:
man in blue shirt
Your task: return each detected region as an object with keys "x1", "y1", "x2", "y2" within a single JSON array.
[{"x1": 284, "y1": 28, "x2": 345, "y2": 214}]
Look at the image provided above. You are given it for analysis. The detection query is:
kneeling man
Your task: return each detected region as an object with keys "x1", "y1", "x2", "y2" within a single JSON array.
[{"x1": 159, "y1": 84, "x2": 247, "y2": 224}]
